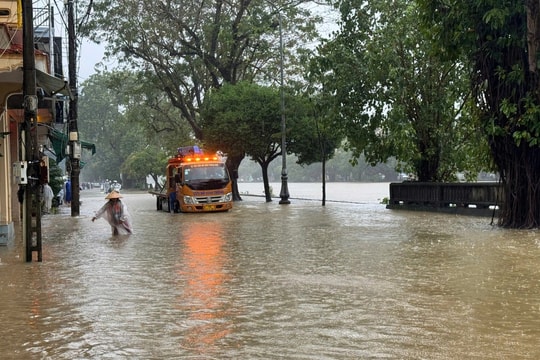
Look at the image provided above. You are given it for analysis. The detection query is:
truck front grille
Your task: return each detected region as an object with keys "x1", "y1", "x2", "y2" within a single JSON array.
[{"x1": 194, "y1": 195, "x2": 223, "y2": 204}]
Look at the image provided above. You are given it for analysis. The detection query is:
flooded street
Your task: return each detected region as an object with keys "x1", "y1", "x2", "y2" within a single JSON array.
[{"x1": 2, "y1": 183, "x2": 540, "y2": 359}]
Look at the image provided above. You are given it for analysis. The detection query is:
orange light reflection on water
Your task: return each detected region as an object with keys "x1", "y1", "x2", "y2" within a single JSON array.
[{"x1": 177, "y1": 220, "x2": 233, "y2": 353}]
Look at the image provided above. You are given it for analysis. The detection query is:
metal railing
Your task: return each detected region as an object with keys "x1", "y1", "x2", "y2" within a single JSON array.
[{"x1": 387, "y1": 182, "x2": 503, "y2": 216}]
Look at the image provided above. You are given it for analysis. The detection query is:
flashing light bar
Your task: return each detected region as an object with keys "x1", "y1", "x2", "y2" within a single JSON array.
[
  {"x1": 183, "y1": 156, "x2": 219, "y2": 162},
  {"x1": 178, "y1": 145, "x2": 203, "y2": 156}
]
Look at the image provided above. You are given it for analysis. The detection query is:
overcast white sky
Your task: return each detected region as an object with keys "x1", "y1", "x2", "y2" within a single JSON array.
[{"x1": 77, "y1": 39, "x2": 108, "y2": 82}]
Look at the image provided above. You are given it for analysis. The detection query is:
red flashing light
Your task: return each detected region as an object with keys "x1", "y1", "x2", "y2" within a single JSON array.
[{"x1": 177, "y1": 153, "x2": 221, "y2": 163}]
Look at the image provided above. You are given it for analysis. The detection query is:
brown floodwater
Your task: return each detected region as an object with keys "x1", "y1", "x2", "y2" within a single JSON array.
[{"x1": 1, "y1": 183, "x2": 539, "y2": 359}]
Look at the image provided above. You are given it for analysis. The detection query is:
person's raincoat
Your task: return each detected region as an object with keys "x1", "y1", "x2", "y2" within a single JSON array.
[
  {"x1": 43, "y1": 183, "x2": 54, "y2": 213},
  {"x1": 92, "y1": 191, "x2": 133, "y2": 235}
]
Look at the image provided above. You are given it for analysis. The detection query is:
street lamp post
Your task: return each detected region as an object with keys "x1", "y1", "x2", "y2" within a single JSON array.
[{"x1": 277, "y1": 12, "x2": 290, "y2": 205}]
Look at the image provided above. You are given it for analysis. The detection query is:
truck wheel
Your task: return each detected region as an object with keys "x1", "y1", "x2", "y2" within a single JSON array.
[{"x1": 162, "y1": 198, "x2": 169, "y2": 212}]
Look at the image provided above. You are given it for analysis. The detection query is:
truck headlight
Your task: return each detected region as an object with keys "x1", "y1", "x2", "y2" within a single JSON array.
[
  {"x1": 223, "y1": 192, "x2": 232, "y2": 202},
  {"x1": 183, "y1": 196, "x2": 196, "y2": 204}
]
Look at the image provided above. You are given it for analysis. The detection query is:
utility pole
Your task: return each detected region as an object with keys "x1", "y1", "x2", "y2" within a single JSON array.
[
  {"x1": 22, "y1": 0, "x2": 42, "y2": 261},
  {"x1": 67, "y1": 0, "x2": 80, "y2": 216}
]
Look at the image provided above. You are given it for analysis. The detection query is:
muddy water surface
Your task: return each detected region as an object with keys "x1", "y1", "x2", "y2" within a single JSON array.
[{"x1": 1, "y1": 183, "x2": 539, "y2": 359}]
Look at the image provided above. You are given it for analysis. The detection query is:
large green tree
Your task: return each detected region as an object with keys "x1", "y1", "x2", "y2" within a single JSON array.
[
  {"x1": 105, "y1": 71, "x2": 194, "y2": 151},
  {"x1": 79, "y1": 71, "x2": 194, "y2": 188},
  {"x1": 418, "y1": 1, "x2": 540, "y2": 228},
  {"x1": 201, "y1": 82, "x2": 340, "y2": 202},
  {"x1": 121, "y1": 147, "x2": 169, "y2": 189},
  {"x1": 286, "y1": 94, "x2": 343, "y2": 205},
  {"x1": 78, "y1": 74, "x2": 125, "y2": 182},
  {"x1": 81, "y1": 0, "x2": 323, "y2": 198},
  {"x1": 201, "y1": 82, "x2": 288, "y2": 202},
  {"x1": 316, "y1": 0, "x2": 488, "y2": 182}
]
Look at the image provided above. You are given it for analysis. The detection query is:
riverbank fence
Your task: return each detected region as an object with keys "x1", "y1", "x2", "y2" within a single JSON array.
[{"x1": 386, "y1": 182, "x2": 503, "y2": 216}]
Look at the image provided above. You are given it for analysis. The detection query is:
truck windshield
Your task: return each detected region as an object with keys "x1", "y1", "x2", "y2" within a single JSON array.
[{"x1": 184, "y1": 164, "x2": 229, "y2": 190}]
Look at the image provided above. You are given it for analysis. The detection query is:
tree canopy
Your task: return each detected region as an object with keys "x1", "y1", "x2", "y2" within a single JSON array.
[
  {"x1": 81, "y1": 0, "x2": 322, "y2": 134},
  {"x1": 201, "y1": 82, "x2": 337, "y2": 201},
  {"x1": 78, "y1": 72, "x2": 191, "y2": 188},
  {"x1": 314, "y1": 0, "x2": 489, "y2": 182},
  {"x1": 77, "y1": 73, "x2": 130, "y2": 183}
]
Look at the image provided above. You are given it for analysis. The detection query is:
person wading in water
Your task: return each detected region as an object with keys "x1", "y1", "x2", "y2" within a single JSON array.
[{"x1": 92, "y1": 191, "x2": 133, "y2": 235}]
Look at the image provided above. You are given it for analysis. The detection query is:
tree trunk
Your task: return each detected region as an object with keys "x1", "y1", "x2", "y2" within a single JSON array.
[
  {"x1": 494, "y1": 139, "x2": 540, "y2": 228},
  {"x1": 322, "y1": 157, "x2": 326, "y2": 206},
  {"x1": 261, "y1": 161, "x2": 272, "y2": 202},
  {"x1": 526, "y1": 0, "x2": 540, "y2": 74},
  {"x1": 226, "y1": 153, "x2": 244, "y2": 201},
  {"x1": 150, "y1": 174, "x2": 161, "y2": 190},
  {"x1": 415, "y1": 138, "x2": 441, "y2": 182}
]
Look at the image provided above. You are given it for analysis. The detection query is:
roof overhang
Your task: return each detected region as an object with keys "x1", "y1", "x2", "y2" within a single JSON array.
[
  {"x1": 0, "y1": 66, "x2": 72, "y2": 98},
  {"x1": 35, "y1": 69, "x2": 72, "y2": 98}
]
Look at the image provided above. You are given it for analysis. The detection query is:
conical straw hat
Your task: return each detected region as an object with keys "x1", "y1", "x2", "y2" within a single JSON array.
[{"x1": 105, "y1": 191, "x2": 122, "y2": 199}]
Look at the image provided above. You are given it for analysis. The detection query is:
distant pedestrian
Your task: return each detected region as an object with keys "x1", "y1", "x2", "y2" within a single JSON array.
[
  {"x1": 42, "y1": 182, "x2": 54, "y2": 213},
  {"x1": 64, "y1": 180, "x2": 72, "y2": 205},
  {"x1": 91, "y1": 191, "x2": 133, "y2": 235},
  {"x1": 56, "y1": 188, "x2": 64, "y2": 206}
]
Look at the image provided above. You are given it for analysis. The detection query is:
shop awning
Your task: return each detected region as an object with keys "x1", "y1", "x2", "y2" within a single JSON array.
[
  {"x1": 35, "y1": 69, "x2": 72, "y2": 98},
  {"x1": 0, "y1": 67, "x2": 72, "y2": 98},
  {"x1": 48, "y1": 128, "x2": 96, "y2": 163}
]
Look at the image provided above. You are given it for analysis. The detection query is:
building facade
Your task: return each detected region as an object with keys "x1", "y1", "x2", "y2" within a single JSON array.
[{"x1": 0, "y1": 0, "x2": 70, "y2": 244}]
